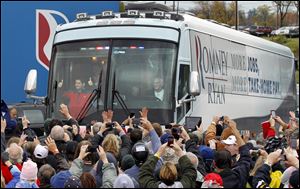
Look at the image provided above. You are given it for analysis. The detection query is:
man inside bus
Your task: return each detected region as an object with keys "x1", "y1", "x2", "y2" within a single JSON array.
[
  {"x1": 60, "y1": 78, "x2": 91, "y2": 119},
  {"x1": 150, "y1": 77, "x2": 167, "y2": 101}
]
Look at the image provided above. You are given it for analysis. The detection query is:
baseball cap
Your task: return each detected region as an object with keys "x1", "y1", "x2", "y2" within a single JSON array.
[
  {"x1": 34, "y1": 144, "x2": 49, "y2": 159},
  {"x1": 221, "y1": 135, "x2": 237, "y2": 145},
  {"x1": 131, "y1": 142, "x2": 149, "y2": 166}
]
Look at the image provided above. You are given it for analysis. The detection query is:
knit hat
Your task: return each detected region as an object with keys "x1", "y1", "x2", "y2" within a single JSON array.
[
  {"x1": 264, "y1": 136, "x2": 288, "y2": 154},
  {"x1": 50, "y1": 170, "x2": 72, "y2": 188},
  {"x1": 202, "y1": 173, "x2": 223, "y2": 188},
  {"x1": 121, "y1": 154, "x2": 135, "y2": 171},
  {"x1": 15, "y1": 180, "x2": 39, "y2": 188},
  {"x1": 221, "y1": 135, "x2": 237, "y2": 145},
  {"x1": 162, "y1": 147, "x2": 179, "y2": 164},
  {"x1": 113, "y1": 174, "x2": 134, "y2": 188},
  {"x1": 64, "y1": 175, "x2": 81, "y2": 188},
  {"x1": 281, "y1": 166, "x2": 297, "y2": 187},
  {"x1": 20, "y1": 159, "x2": 38, "y2": 181},
  {"x1": 289, "y1": 170, "x2": 299, "y2": 188},
  {"x1": 160, "y1": 133, "x2": 172, "y2": 144},
  {"x1": 34, "y1": 144, "x2": 49, "y2": 159},
  {"x1": 198, "y1": 145, "x2": 214, "y2": 160}
]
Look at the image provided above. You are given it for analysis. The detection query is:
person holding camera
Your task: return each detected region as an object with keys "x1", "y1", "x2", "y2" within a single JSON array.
[
  {"x1": 205, "y1": 116, "x2": 234, "y2": 151},
  {"x1": 139, "y1": 140, "x2": 197, "y2": 188}
]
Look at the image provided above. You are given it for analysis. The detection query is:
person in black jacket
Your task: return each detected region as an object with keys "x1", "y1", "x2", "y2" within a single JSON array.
[{"x1": 213, "y1": 118, "x2": 252, "y2": 188}]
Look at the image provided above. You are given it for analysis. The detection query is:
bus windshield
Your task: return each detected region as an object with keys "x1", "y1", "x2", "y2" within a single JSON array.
[
  {"x1": 107, "y1": 40, "x2": 177, "y2": 123},
  {"x1": 50, "y1": 39, "x2": 177, "y2": 123},
  {"x1": 50, "y1": 40, "x2": 109, "y2": 120}
]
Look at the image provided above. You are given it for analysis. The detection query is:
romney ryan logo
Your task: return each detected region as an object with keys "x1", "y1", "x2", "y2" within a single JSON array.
[{"x1": 36, "y1": 9, "x2": 69, "y2": 70}]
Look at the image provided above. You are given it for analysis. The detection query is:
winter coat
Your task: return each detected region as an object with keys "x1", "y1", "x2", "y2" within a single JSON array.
[
  {"x1": 218, "y1": 143, "x2": 251, "y2": 188},
  {"x1": 139, "y1": 155, "x2": 197, "y2": 188}
]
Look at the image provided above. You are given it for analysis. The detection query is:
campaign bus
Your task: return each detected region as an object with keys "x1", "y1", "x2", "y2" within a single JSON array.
[{"x1": 24, "y1": 10, "x2": 297, "y2": 131}]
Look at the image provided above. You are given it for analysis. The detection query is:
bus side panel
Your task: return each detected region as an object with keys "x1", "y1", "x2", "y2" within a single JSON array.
[{"x1": 189, "y1": 29, "x2": 296, "y2": 131}]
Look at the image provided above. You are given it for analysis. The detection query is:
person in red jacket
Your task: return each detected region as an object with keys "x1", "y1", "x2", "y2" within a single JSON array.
[{"x1": 61, "y1": 79, "x2": 91, "y2": 120}]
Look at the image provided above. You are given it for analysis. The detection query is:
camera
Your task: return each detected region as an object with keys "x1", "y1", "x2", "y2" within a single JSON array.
[
  {"x1": 132, "y1": 118, "x2": 140, "y2": 127},
  {"x1": 67, "y1": 127, "x2": 73, "y2": 132},
  {"x1": 106, "y1": 122, "x2": 115, "y2": 131},
  {"x1": 251, "y1": 150, "x2": 261, "y2": 157},
  {"x1": 165, "y1": 124, "x2": 172, "y2": 129}
]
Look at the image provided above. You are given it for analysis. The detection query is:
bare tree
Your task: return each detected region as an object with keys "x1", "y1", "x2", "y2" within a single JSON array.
[{"x1": 273, "y1": 1, "x2": 292, "y2": 27}]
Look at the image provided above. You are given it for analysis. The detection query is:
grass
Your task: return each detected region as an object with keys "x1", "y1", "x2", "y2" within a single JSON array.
[{"x1": 263, "y1": 36, "x2": 299, "y2": 84}]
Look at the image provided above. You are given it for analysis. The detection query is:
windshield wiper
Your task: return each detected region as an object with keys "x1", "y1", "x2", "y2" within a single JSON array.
[
  {"x1": 76, "y1": 70, "x2": 103, "y2": 122},
  {"x1": 111, "y1": 71, "x2": 131, "y2": 117}
]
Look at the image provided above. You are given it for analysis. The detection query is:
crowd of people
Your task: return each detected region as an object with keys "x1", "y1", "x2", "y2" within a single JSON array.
[{"x1": 1, "y1": 103, "x2": 299, "y2": 188}]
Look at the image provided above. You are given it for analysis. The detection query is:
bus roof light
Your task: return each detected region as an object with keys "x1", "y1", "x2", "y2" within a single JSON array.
[
  {"x1": 153, "y1": 11, "x2": 165, "y2": 19},
  {"x1": 127, "y1": 10, "x2": 140, "y2": 18},
  {"x1": 76, "y1": 13, "x2": 91, "y2": 21}
]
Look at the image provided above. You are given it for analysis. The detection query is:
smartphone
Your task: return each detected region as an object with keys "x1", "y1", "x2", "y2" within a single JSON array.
[
  {"x1": 271, "y1": 110, "x2": 276, "y2": 118},
  {"x1": 87, "y1": 146, "x2": 97, "y2": 153},
  {"x1": 130, "y1": 113, "x2": 135, "y2": 118},
  {"x1": 167, "y1": 136, "x2": 174, "y2": 146},
  {"x1": 79, "y1": 126, "x2": 86, "y2": 135},
  {"x1": 290, "y1": 138, "x2": 297, "y2": 149},
  {"x1": 105, "y1": 122, "x2": 115, "y2": 131}
]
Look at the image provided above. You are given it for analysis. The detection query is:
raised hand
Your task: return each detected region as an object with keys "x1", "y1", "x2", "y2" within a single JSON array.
[
  {"x1": 59, "y1": 104, "x2": 71, "y2": 119},
  {"x1": 45, "y1": 136, "x2": 59, "y2": 155},
  {"x1": 22, "y1": 116, "x2": 30, "y2": 129},
  {"x1": 97, "y1": 145, "x2": 108, "y2": 163},
  {"x1": 139, "y1": 107, "x2": 149, "y2": 119},
  {"x1": 78, "y1": 144, "x2": 90, "y2": 160},
  {"x1": 140, "y1": 117, "x2": 153, "y2": 131},
  {"x1": 88, "y1": 77, "x2": 93, "y2": 86},
  {"x1": 1, "y1": 117, "x2": 6, "y2": 133},
  {"x1": 107, "y1": 110, "x2": 114, "y2": 122}
]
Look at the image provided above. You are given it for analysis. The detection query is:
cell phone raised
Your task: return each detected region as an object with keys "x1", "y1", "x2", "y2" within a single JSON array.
[
  {"x1": 79, "y1": 126, "x2": 86, "y2": 135},
  {"x1": 271, "y1": 110, "x2": 276, "y2": 118},
  {"x1": 167, "y1": 136, "x2": 174, "y2": 147}
]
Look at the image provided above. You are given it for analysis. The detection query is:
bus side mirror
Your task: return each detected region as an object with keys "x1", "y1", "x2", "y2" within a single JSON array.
[
  {"x1": 24, "y1": 69, "x2": 37, "y2": 95},
  {"x1": 189, "y1": 71, "x2": 200, "y2": 96}
]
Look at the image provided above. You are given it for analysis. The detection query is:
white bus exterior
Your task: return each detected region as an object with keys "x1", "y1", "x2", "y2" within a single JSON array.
[{"x1": 30, "y1": 11, "x2": 296, "y2": 131}]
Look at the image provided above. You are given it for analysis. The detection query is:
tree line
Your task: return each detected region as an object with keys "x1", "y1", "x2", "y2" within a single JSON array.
[{"x1": 190, "y1": 1, "x2": 299, "y2": 28}]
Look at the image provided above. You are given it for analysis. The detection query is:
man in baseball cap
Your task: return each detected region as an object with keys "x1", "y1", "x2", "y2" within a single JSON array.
[{"x1": 221, "y1": 135, "x2": 239, "y2": 157}]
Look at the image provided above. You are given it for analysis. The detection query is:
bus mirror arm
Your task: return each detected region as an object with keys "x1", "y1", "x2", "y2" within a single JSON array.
[
  {"x1": 176, "y1": 96, "x2": 196, "y2": 108},
  {"x1": 26, "y1": 94, "x2": 46, "y2": 104}
]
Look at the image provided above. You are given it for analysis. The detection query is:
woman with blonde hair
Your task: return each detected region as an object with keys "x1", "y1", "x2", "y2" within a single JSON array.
[{"x1": 102, "y1": 134, "x2": 120, "y2": 159}]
